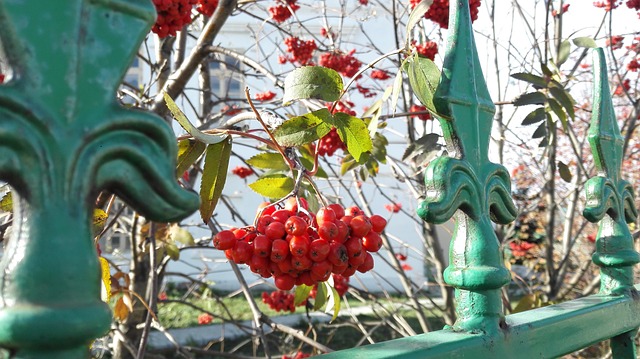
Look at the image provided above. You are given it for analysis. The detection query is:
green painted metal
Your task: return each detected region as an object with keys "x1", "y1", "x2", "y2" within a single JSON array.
[
  {"x1": 0, "y1": 1, "x2": 199, "y2": 357},
  {"x1": 583, "y1": 48, "x2": 639, "y2": 358},
  {"x1": 416, "y1": 0, "x2": 517, "y2": 334},
  {"x1": 318, "y1": 283, "x2": 640, "y2": 359}
]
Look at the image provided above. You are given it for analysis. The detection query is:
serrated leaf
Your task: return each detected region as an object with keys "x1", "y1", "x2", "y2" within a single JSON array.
[
  {"x1": 407, "y1": 55, "x2": 441, "y2": 115},
  {"x1": 513, "y1": 91, "x2": 547, "y2": 106},
  {"x1": 294, "y1": 284, "x2": 313, "y2": 306},
  {"x1": 573, "y1": 37, "x2": 597, "y2": 48},
  {"x1": 325, "y1": 113, "x2": 373, "y2": 162},
  {"x1": 169, "y1": 224, "x2": 195, "y2": 245},
  {"x1": 93, "y1": 208, "x2": 108, "y2": 235},
  {"x1": 0, "y1": 192, "x2": 12, "y2": 212},
  {"x1": 249, "y1": 176, "x2": 295, "y2": 198},
  {"x1": 548, "y1": 85, "x2": 575, "y2": 119},
  {"x1": 176, "y1": 139, "x2": 206, "y2": 177},
  {"x1": 511, "y1": 73, "x2": 547, "y2": 88},
  {"x1": 532, "y1": 121, "x2": 547, "y2": 139},
  {"x1": 406, "y1": 0, "x2": 434, "y2": 45},
  {"x1": 273, "y1": 109, "x2": 333, "y2": 147},
  {"x1": 402, "y1": 133, "x2": 439, "y2": 161},
  {"x1": 558, "y1": 161, "x2": 572, "y2": 183},
  {"x1": 521, "y1": 108, "x2": 546, "y2": 126},
  {"x1": 164, "y1": 93, "x2": 227, "y2": 145},
  {"x1": 200, "y1": 138, "x2": 232, "y2": 222},
  {"x1": 283, "y1": 67, "x2": 343, "y2": 105},
  {"x1": 557, "y1": 40, "x2": 571, "y2": 67},
  {"x1": 166, "y1": 243, "x2": 180, "y2": 260},
  {"x1": 313, "y1": 281, "x2": 328, "y2": 310},
  {"x1": 247, "y1": 152, "x2": 289, "y2": 171},
  {"x1": 325, "y1": 284, "x2": 341, "y2": 322}
]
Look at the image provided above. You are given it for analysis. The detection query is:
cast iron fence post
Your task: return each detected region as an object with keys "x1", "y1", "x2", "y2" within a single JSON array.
[{"x1": 0, "y1": 1, "x2": 199, "y2": 357}]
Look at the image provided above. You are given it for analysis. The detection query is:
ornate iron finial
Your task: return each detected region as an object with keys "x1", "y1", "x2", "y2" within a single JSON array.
[
  {"x1": 0, "y1": 1, "x2": 199, "y2": 356},
  {"x1": 417, "y1": 0, "x2": 517, "y2": 334},
  {"x1": 583, "y1": 48, "x2": 639, "y2": 297}
]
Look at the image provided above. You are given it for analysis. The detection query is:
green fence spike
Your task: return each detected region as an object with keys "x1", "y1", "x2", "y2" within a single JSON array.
[
  {"x1": 583, "y1": 48, "x2": 639, "y2": 358},
  {"x1": 416, "y1": 0, "x2": 517, "y2": 335},
  {"x1": 0, "y1": 1, "x2": 199, "y2": 357}
]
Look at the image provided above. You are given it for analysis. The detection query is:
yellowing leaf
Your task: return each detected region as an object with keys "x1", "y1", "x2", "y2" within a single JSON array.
[
  {"x1": 176, "y1": 139, "x2": 206, "y2": 177},
  {"x1": 93, "y1": 208, "x2": 108, "y2": 235},
  {"x1": 99, "y1": 257, "x2": 111, "y2": 302},
  {"x1": 294, "y1": 284, "x2": 312, "y2": 306},
  {"x1": 200, "y1": 138, "x2": 233, "y2": 222},
  {"x1": 169, "y1": 224, "x2": 195, "y2": 245},
  {"x1": 0, "y1": 192, "x2": 12, "y2": 212},
  {"x1": 247, "y1": 152, "x2": 289, "y2": 171}
]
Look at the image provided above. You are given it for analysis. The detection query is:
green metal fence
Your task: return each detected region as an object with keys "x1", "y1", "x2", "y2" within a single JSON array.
[{"x1": 0, "y1": 0, "x2": 637, "y2": 358}]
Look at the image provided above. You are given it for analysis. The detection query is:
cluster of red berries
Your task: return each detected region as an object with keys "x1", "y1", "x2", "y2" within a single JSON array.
[
  {"x1": 614, "y1": 79, "x2": 631, "y2": 95},
  {"x1": 213, "y1": 199, "x2": 387, "y2": 291},
  {"x1": 262, "y1": 290, "x2": 302, "y2": 313},
  {"x1": 198, "y1": 313, "x2": 214, "y2": 325},
  {"x1": 593, "y1": 0, "x2": 621, "y2": 10},
  {"x1": 412, "y1": 41, "x2": 438, "y2": 60},
  {"x1": 151, "y1": 0, "x2": 197, "y2": 38},
  {"x1": 255, "y1": 90, "x2": 277, "y2": 101},
  {"x1": 196, "y1": 0, "x2": 218, "y2": 16},
  {"x1": 385, "y1": 202, "x2": 402, "y2": 213},
  {"x1": 628, "y1": 0, "x2": 640, "y2": 10},
  {"x1": 317, "y1": 128, "x2": 347, "y2": 157},
  {"x1": 607, "y1": 35, "x2": 625, "y2": 49},
  {"x1": 356, "y1": 83, "x2": 376, "y2": 98},
  {"x1": 283, "y1": 37, "x2": 317, "y2": 66},
  {"x1": 410, "y1": 0, "x2": 481, "y2": 29},
  {"x1": 269, "y1": 0, "x2": 300, "y2": 23},
  {"x1": 319, "y1": 50, "x2": 362, "y2": 78},
  {"x1": 231, "y1": 166, "x2": 254, "y2": 178},
  {"x1": 328, "y1": 100, "x2": 357, "y2": 116},
  {"x1": 509, "y1": 241, "x2": 535, "y2": 258},
  {"x1": 628, "y1": 58, "x2": 640, "y2": 72},
  {"x1": 282, "y1": 352, "x2": 310, "y2": 359},
  {"x1": 370, "y1": 69, "x2": 391, "y2": 81},
  {"x1": 409, "y1": 104, "x2": 431, "y2": 121}
]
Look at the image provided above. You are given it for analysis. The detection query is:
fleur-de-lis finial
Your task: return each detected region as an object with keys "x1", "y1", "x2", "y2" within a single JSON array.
[
  {"x1": 0, "y1": 1, "x2": 199, "y2": 356},
  {"x1": 417, "y1": 0, "x2": 517, "y2": 334},
  {"x1": 583, "y1": 48, "x2": 639, "y2": 296}
]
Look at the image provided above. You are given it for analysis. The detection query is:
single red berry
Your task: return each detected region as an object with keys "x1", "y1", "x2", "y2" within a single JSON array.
[
  {"x1": 327, "y1": 242, "x2": 349, "y2": 267},
  {"x1": 369, "y1": 215, "x2": 387, "y2": 233},
  {"x1": 257, "y1": 215, "x2": 275, "y2": 234},
  {"x1": 272, "y1": 209, "x2": 292, "y2": 224},
  {"x1": 327, "y1": 203, "x2": 345, "y2": 219},
  {"x1": 232, "y1": 240, "x2": 253, "y2": 264},
  {"x1": 350, "y1": 215, "x2": 372, "y2": 237},
  {"x1": 271, "y1": 239, "x2": 290, "y2": 263},
  {"x1": 345, "y1": 237, "x2": 363, "y2": 258},
  {"x1": 254, "y1": 234, "x2": 272, "y2": 257},
  {"x1": 362, "y1": 231, "x2": 382, "y2": 252},
  {"x1": 265, "y1": 221, "x2": 286, "y2": 239},
  {"x1": 316, "y1": 207, "x2": 337, "y2": 226},
  {"x1": 291, "y1": 254, "x2": 313, "y2": 271},
  {"x1": 285, "y1": 216, "x2": 308, "y2": 236},
  {"x1": 275, "y1": 274, "x2": 296, "y2": 291},
  {"x1": 213, "y1": 230, "x2": 237, "y2": 250},
  {"x1": 311, "y1": 261, "x2": 333, "y2": 282},
  {"x1": 289, "y1": 235, "x2": 310, "y2": 257},
  {"x1": 357, "y1": 252, "x2": 374, "y2": 273},
  {"x1": 318, "y1": 222, "x2": 339, "y2": 241},
  {"x1": 309, "y1": 238, "x2": 331, "y2": 262}
]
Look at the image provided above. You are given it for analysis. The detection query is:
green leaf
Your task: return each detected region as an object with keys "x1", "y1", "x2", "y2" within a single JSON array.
[
  {"x1": 548, "y1": 85, "x2": 575, "y2": 119},
  {"x1": 294, "y1": 284, "x2": 312, "y2": 306},
  {"x1": 371, "y1": 133, "x2": 388, "y2": 163},
  {"x1": 0, "y1": 191, "x2": 12, "y2": 212},
  {"x1": 407, "y1": 55, "x2": 441, "y2": 115},
  {"x1": 402, "y1": 133, "x2": 440, "y2": 162},
  {"x1": 164, "y1": 93, "x2": 227, "y2": 145},
  {"x1": 532, "y1": 121, "x2": 547, "y2": 139},
  {"x1": 406, "y1": 0, "x2": 434, "y2": 45},
  {"x1": 176, "y1": 139, "x2": 206, "y2": 177},
  {"x1": 169, "y1": 224, "x2": 195, "y2": 245},
  {"x1": 325, "y1": 113, "x2": 373, "y2": 162},
  {"x1": 558, "y1": 161, "x2": 572, "y2": 183},
  {"x1": 247, "y1": 152, "x2": 289, "y2": 171},
  {"x1": 557, "y1": 40, "x2": 571, "y2": 67},
  {"x1": 313, "y1": 281, "x2": 328, "y2": 310},
  {"x1": 200, "y1": 138, "x2": 232, "y2": 222},
  {"x1": 513, "y1": 91, "x2": 547, "y2": 106},
  {"x1": 273, "y1": 109, "x2": 333, "y2": 147},
  {"x1": 325, "y1": 284, "x2": 341, "y2": 322},
  {"x1": 340, "y1": 154, "x2": 360, "y2": 175},
  {"x1": 166, "y1": 243, "x2": 180, "y2": 261},
  {"x1": 521, "y1": 108, "x2": 546, "y2": 126},
  {"x1": 391, "y1": 58, "x2": 410, "y2": 115},
  {"x1": 511, "y1": 73, "x2": 547, "y2": 88},
  {"x1": 249, "y1": 176, "x2": 295, "y2": 199},
  {"x1": 283, "y1": 67, "x2": 343, "y2": 105},
  {"x1": 547, "y1": 98, "x2": 568, "y2": 130},
  {"x1": 573, "y1": 37, "x2": 597, "y2": 49}
]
